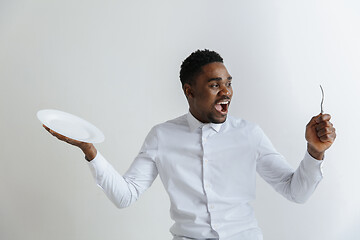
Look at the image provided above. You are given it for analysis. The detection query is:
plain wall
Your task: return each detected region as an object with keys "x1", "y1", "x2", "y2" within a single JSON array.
[{"x1": 1, "y1": 0, "x2": 359, "y2": 239}]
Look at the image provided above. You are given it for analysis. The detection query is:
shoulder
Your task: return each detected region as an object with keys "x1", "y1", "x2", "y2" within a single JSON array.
[
  {"x1": 225, "y1": 115, "x2": 261, "y2": 133},
  {"x1": 225, "y1": 115, "x2": 266, "y2": 145},
  {"x1": 150, "y1": 114, "x2": 188, "y2": 132}
]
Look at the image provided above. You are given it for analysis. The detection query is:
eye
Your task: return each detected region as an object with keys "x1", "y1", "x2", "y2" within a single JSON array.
[{"x1": 210, "y1": 83, "x2": 219, "y2": 88}]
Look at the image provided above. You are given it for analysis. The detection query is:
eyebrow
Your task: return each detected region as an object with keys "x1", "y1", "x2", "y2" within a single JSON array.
[{"x1": 207, "y1": 76, "x2": 232, "y2": 82}]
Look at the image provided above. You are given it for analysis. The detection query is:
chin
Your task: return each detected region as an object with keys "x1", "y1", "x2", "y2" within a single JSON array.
[{"x1": 209, "y1": 114, "x2": 227, "y2": 124}]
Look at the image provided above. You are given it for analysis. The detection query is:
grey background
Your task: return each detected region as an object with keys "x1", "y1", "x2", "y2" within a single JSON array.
[{"x1": 1, "y1": 0, "x2": 359, "y2": 239}]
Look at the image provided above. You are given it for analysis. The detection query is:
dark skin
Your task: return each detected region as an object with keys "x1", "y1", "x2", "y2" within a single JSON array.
[
  {"x1": 183, "y1": 62, "x2": 336, "y2": 160},
  {"x1": 305, "y1": 113, "x2": 336, "y2": 159},
  {"x1": 44, "y1": 62, "x2": 336, "y2": 160},
  {"x1": 183, "y1": 62, "x2": 233, "y2": 124},
  {"x1": 43, "y1": 125, "x2": 97, "y2": 161}
]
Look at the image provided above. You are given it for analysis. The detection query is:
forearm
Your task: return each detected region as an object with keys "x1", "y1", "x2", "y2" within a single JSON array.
[
  {"x1": 258, "y1": 151, "x2": 323, "y2": 204},
  {"x1": 287, "y1": 151, "x2": 323, "y2": 203},
  {"x1": 89, "y1": 152, "x2": 140, "y2": 208}
]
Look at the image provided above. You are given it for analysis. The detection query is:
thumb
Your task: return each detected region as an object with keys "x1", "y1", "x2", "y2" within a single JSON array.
[{"x1": 307, "y1": 113, "x2": 322, "y2": 127}]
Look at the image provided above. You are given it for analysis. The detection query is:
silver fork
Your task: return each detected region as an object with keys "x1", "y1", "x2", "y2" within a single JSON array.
[{"x1": 320, "y1": 85, "x2": 324, "y2": 114}]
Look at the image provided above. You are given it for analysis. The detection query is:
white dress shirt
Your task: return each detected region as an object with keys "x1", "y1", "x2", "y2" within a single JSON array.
[{"x1": 88, "y1": 112, "x2": 323, "y2": 240}]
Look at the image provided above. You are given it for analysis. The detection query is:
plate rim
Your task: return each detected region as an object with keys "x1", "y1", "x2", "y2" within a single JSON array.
[{"x1": 37, "y1": 109, "x2": 105, "y2": 143}]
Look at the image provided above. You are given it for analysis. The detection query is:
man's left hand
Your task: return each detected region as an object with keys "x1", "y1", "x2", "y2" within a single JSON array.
[{"x1": 305, "y1": 113, "x2": 336, "y2": 160}]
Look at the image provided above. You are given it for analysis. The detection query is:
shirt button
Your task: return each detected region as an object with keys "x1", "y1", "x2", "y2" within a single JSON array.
[
  {"x1": 209, "y1": 204, "x2": 214, "y2": 209},
  {"x1": 204, "y1": 158, "x2": 208, "y2": 163}
]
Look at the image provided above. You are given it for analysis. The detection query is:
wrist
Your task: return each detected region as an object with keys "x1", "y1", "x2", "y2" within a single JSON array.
[
  {"x1": 307, "y1": 143, "x2": 324, "y2": 160},
  {"x1": 80, "y1": 143, "x2": 97, "y2": 161}
]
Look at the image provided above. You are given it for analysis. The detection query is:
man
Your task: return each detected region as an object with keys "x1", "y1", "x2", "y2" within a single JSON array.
[{"x1": 44, "y1": 49, "x2": 336, "y2": 240}]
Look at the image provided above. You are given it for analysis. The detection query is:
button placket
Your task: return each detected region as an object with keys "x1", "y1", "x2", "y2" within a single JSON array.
[
  {"x1": 213, "y1": 223, "x2": 218, "y2": 230},
  {"x1": 201, "y1": 125, "x2": 217, "y2": 233}
]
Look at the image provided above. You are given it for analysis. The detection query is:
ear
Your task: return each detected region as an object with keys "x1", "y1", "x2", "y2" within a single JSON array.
[{"x1": 183, "y1": 83, "x2": 194, "y2": 99}]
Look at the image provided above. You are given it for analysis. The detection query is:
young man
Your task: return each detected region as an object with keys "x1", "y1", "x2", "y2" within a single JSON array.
[{"x1": 44, "y1": 49, "x2": 336, "y2": 240}]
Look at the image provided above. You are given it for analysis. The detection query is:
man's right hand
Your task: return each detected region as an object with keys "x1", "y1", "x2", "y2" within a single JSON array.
[{"x1": 43, "y1": 124, "x2": 97, "y2": 161}]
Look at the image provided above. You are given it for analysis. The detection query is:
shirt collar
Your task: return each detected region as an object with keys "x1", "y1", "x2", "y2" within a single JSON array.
[{"x1": 186, "y1": 111, "x2": 224, "y2": 133}]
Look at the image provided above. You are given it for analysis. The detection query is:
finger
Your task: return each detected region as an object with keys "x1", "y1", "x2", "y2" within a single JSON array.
[
  {"x1": 42, "y1": 124, "x2": 84, "y2": 146},
  {"x1": 43, "y1": 124, "x2": 50, "y2": 131},
  {"x1": 316, "y1": 121, "x2": 333, "y2": 131},
  {"x1": 317, "y1": 126, "x2": 335, "y2": 137},
  {"x1": 65, "y1": 137, "x2": 85, "y2": 147},
  {"x1": 310, "y1": 114, "x2": 322, "y2": 123},
  {"x1": 47, "y1": 128, "x2": 66, "y2": 140},
  {"x1": 64, "y1": 137, "x2": 75, "y2": 143},
  {"x1": 54, "y1": 134, "x2": 76, "y2": 145},
  {"x1": 43, "y1": 125, "x2": 57, "y2": 136},
  {"x1": 43, "y1": 125, "x2": 57, "y2": 135},
  {"x1": 320, "y1": 132, "x2": 336, "y2": 142},
  {"x1": 307, "y1": 114, "x2": 322, "y2": 128},
  {"x1": 315, "y1": 114, "x2": 331, "y2": 123},
  {"x1": 56, "y1": 133, "x2": 68, "y2": 141}
]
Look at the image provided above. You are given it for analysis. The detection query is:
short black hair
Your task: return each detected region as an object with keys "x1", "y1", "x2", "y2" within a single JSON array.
[{"x1": 180, "y1": 49, "x2": 223, "y2": 87}]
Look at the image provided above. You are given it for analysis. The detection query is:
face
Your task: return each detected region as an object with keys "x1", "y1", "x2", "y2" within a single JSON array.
[{"x1": 184, "y1": 62, "x2": 233, "y2": 123}]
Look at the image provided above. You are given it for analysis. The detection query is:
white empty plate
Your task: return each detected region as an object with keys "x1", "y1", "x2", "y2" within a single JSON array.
[{"x1": 37, "y1": 109, "x2": 105, "y2": 143}]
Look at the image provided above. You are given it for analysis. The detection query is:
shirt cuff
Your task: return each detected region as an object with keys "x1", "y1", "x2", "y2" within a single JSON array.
[
  {"x1": 303, "y1": 150, "x2": 324, "y2": 180},
  {"x1": 88, "y1": 152, "x2": 108, "y2": 180}
]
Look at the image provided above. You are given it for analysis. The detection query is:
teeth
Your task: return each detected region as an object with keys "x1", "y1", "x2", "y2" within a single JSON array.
[{"x1": 217, "y1": 101, "x2": 229, "y2": 104}]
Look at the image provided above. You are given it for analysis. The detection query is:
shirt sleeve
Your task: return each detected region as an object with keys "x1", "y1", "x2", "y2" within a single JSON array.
[
  {"x1": 88, "y1": 127, "x2": 159, "y2": 208},
  {"x1": 255, "y1": 127, "x2": 323, "y2": 203}
]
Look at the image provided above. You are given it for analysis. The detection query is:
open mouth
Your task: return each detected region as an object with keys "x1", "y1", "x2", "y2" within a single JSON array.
[{"x1": 215, "y1": 100, "x2": 230, "y2": 114}]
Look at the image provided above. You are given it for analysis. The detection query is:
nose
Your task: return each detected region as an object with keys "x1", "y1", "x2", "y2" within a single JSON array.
[{"x1": 219, "y1": 85, "x2": 231, "y2": 96}]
